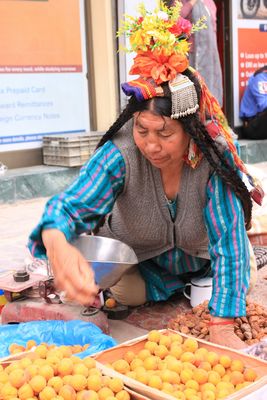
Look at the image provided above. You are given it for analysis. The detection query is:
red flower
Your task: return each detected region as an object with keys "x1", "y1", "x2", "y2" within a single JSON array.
[{"x1": 169, "y1": 18, "x2": 192, "y2": 37}]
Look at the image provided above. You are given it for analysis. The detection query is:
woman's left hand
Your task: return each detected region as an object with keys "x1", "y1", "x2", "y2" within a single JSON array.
[{"x1": 209, "y1": 318, "x2": 246, "y2": 350}]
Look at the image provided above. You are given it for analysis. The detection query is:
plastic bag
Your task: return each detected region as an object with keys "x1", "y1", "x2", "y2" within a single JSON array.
[
  {"x1": 242, "y1": 339, "x2": 267, "y2": 361},
  {"x1": 0, "y1": 320, "x2": 116, "y2": 358}
]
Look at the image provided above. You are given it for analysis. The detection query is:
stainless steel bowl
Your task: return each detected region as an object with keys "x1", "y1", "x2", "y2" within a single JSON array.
[{"x1": 72, "y1": 235, "x2": 138, "y2": 289}]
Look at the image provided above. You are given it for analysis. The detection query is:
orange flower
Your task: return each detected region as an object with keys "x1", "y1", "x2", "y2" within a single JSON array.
[{"x1": 129, "y1": 51, "x2": 189, "y2": 85}]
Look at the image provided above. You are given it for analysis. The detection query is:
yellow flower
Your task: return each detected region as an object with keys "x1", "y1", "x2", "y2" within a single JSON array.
[{"x1": 174, "y1": 39, "x2": 190, "y2": 55}]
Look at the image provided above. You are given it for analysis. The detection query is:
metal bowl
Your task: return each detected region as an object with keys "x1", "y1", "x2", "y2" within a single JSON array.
[{"x1": 72, "y1": 235, "x2": 138, "y2": 289}]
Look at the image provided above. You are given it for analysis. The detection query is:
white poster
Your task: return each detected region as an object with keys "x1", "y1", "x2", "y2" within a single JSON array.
[{"x1": 0, "y1": 0, "x2": 90, "y2": 152}]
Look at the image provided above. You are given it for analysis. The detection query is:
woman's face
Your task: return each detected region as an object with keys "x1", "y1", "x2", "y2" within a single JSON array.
[{"x1": 133, "y1": 110, "x2": 190, "y2": 170}]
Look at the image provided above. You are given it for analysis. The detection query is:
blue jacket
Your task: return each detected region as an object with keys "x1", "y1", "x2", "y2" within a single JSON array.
[{"x1": 240, "y1": 71, "x2": 267, "y2": 118}]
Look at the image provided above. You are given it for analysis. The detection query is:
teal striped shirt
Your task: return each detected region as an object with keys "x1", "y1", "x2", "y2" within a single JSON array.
[{"x1": 28, "y1": 140, "x2": 250, "y2": 317}]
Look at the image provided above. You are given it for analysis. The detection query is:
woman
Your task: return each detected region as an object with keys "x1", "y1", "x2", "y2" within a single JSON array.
[
  {"x1": 240, "y1": 65, "x2": 267, "y2": 140},
  {"x1": 29, "y1": 2, "x2": 262, "y2": 349}
]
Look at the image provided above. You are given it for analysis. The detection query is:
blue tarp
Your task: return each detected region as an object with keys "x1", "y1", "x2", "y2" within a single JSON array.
[{"x1": 0, "y1": 320, "x2": 116, "y2": 358}]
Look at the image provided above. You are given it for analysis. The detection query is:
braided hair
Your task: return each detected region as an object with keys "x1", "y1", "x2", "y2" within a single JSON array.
[{"x1": 96, "y1": 69, "x2": 252, "y2": 229}]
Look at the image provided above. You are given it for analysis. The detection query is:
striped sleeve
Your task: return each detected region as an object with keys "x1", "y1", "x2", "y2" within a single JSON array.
[
  {"x1": 204, "y1": 166, "x2": 250, "y2": 318},
  {"x1": 28, "y1": 141, "x2": 126, "y2": 258}
]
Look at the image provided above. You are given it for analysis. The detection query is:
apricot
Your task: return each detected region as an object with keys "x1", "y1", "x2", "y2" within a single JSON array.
[
  {"x1": 162, "y1": 381, "x2": 174, "y2": 393},
  {"x1": 123, "y1": 351, "x2": 136, "y2": 364},
  {"x1": 8, "y1": 368, "x2": 27, "y2": 388},
  {"x1": 137, "y1": 349, "x2": 151, "y2": 361},
  {"x1": 154, "y1": 344, "x2": 169, "y2": 359},
  {"x1": 205, "y1": 352, "x2": 219, "y2": 367},
  {"x1": 213, "y1": 363, "x2": 225, "y2": 377},
  {"x1": 180, "y1": 369, "x2": 193, "y2": 384},
  {"x1": 244, "y1": 368, "x2": 257, "y2": 382},
  {"x1": 1, "y1": 381, "x2": 18, "y2": 398},
  {"x1": 166, "y1": 359, "x2": 182, "y2": 374},
  {"x1": 88, "y1": 368, "x2": 102, "y2": 377},
  {"x1": 0, "y1": 371, "x2": 10, "y2": 384},
  {"x1": 193, "y1": 368, "x2": 208, "y2": 385},
  {"x1": 230, "y1": 359, "x2": 244, "y2": 373},
  {"x1": 17, "y1": 382, "x2": 35, "y2": 399},
  {"x1": 58, "y1": 384, "x2": 76, "y2": 400},
  {"x1": 58, "y1": 346, "x2": 73, "y2": 358},
  {"x1": 148, "y1": 375, "x2": 163, "y2": 390},
  {"x1": 98, "y1": 387, "x2": 114, "y2": 399},
  {"x1": 170, "y1": 333, "x2": 183, "y2": 344},
  {"x1": 39, "y1": 364, "x2": 55, "y2": 381},
  {"x1": 202, "y1": 390, "x2": 216, "y2": 400},
  {"x1": 87, "y1": 374, "x2": 102, "y2": 391},
  {"x1": 26, "y1": 340, "x2": 37, "y2": 350},
  {"x1": 183, "y1": 387, "x2": 197, "y2": 399},
  {"x1": 229, "y1": 370, "x2": 245, "y2": 385},
  {"x1": 72, "y1": 363, "x2": 89, "y2": 377},
  {"x1": 180, "y1": 351, "x2": 195, "y2": 363},
  {"x1": 115, "y1": 390, "x2": 131, "y2": 400},
  {"x1": 47, "y1": 376, "x2": 64, "y2": 393},
  {"x1": 169, "y1": 344, "x2": 183, "y2": 359},
  {"x1": 35, "y1": 344, "x2": 48, "y2": 359},
  {"x1": 219, "y1": 355, "x2": 232, "y2": 369},
  {"x1": 208, "y1": 371, "x2": 221, "y2": 386},
  {"x1": 112, "y1": 359, "x2": 130, "y2": 374},
  {"x1": 185, "y1": 379, "x2": 199, "y2": 391},
  {"x1": 201, "y1": 382, "x2": 216, "y2": 393},
  {"x1": 172, "y1": 390, "x2": 185, "y2": 399},
  {"x1": 82, "y1": 357, "x2": 96, "y2": 370},
  {"x1": 70, "y1": 374, "x2": 87, "y2": 391},
  {"x1": 105, "y1": 298, "x2": 117, "y2": 308},
  {"x1": 147, "y1": 330, "x2": 161, "y2": 343},
  {"x1": 19, "y1": 357, "x2": 33, "y2": 369},
  {"x1": 39, "y1": 386, "x2": 57, "y2": 400},
  {"x1": 159, "y1": 335, "x2": 172, "y2": 349},
  {"x1": 182, "y1": 338, "x2": 198, "y2": 353},
  {"x1": 57, "y1": 358, "x2": 74, "y2": 377},
  {"x1": 29, "y1": 374, "x2": 47, "y2": 394}
]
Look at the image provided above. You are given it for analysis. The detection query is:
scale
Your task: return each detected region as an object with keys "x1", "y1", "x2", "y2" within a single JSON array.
[
  {"x1": 0, "y1": 269, "x2": 109, "y2": 334},
  {"x1": 0, "y1": 235, "x2": 138, "y2": 333}
]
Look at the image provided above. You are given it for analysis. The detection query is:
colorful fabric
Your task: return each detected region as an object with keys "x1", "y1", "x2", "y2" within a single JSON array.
[
  {"x1": 121, "y1": 77, "x2": 164, "y2": 102},
  {"x1": 28, "y1": 141, "x2": 250, "y2": 318}
]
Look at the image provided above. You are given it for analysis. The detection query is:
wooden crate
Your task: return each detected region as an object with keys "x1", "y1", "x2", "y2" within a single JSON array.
[{"x1": 94, "y1": 329, "x2": 267, "y2": 400}]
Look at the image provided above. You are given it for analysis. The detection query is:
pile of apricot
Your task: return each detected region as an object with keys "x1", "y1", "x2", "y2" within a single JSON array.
[
  {"x1": 0, "y1": 345, "x2": 130, "y2": 399},
  {"x1": 8, "y1": 341, "x2": 90, "y2": 356},
  {"x1": 107, "y1": 330, "x2": 259, "y2": 400}
]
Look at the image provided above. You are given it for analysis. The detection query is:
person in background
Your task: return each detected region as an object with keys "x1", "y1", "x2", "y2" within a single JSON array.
[
  {"x1": 240, "y1": 65, "x2": 267, "y2": 140},
  {"x1": 28, "y1": 2, "x2": 263, "y2": 350},
  {"x1": 167, "y1": 0, "x2": 223, "y2": 106}
]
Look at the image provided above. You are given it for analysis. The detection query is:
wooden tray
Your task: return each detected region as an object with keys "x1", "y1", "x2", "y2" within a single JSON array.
[
  {"x1": 0, "y1": 348, "x2": 149, "y2": 400},
  {"x1": 94, "y1": 329, "x2": 267, "y2": 400}
]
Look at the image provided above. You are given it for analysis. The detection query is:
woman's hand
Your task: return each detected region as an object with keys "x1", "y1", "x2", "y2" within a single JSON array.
[
  {"x1": 42, "y1": 229, "x2": 99, "y2": 305},
  {"x1": 209, "y1": 317, "x2": 246, "y2": 350}
]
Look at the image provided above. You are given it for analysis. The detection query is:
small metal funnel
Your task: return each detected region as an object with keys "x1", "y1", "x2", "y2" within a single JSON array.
[{"x1": 72, "y1": 236, "x2": 138, "y2": 289}]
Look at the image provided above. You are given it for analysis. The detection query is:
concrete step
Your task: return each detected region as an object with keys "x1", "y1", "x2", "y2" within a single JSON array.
[
  {"x1": 0, "y1": 165, "x2": 79, "y2": 204},
  {"x1": 1, "y1": 139, "x2": 267, "y2": 204},
  {"x1": 239, "y1": 139, "x2": 267, "y2": 164}
]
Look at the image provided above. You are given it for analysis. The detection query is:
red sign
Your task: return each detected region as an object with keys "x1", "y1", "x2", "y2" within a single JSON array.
[{"x1": 238, "y1": 28, "x2": 267, "y2": 101}]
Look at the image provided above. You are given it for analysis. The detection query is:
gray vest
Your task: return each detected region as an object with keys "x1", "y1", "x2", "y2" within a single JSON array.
[{"x1": 98, "y1": 123, "x2": 214, "y2": 262}]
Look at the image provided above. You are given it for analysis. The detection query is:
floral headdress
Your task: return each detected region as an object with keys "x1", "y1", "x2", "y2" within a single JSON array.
[{"x1": 118, "y1": 1, "x2": 264, "y2": 206}]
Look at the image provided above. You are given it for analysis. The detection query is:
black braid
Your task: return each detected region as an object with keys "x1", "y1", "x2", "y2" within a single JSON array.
[
  {"x1": 180, "y1": 115, "x2": 252, "y2": 229},
  {"x1": 96, "y1": 100, "x2": 134, "y2": 149}
]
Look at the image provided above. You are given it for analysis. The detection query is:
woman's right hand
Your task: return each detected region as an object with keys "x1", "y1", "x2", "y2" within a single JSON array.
[{"x1": 42, "y1": 229, "x2": 99, "y2": 305}]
